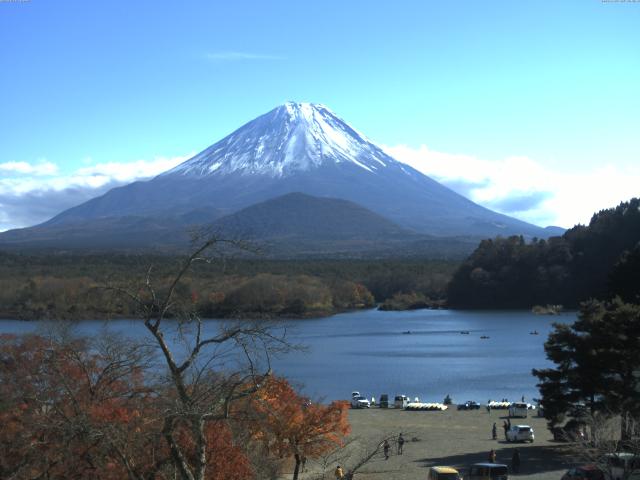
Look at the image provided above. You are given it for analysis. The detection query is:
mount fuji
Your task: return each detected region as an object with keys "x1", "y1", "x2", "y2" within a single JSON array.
[{"x1": 0, "y1": 102, "x2": 560, "y2": 254}]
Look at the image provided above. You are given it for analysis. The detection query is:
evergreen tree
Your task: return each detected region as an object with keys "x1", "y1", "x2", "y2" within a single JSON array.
[
  {"x1": 533, "y1": 299, "x2": 640, "y2": 438},
  {"x1": 609, "y1": 244, "x2": 640, "y2": 303}
]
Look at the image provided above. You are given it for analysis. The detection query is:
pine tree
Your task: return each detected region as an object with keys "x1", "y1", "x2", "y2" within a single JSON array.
[{"x1": 533, "y1": 299, "x2": 640, "y2": 439}]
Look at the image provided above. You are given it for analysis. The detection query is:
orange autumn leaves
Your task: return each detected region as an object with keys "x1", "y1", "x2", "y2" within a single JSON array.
[
  {"x1": 249, "y1": 377, "x2": 350, "y2": 474},
  {"x1": 0, "y1": 335, "x2": 351, "y2": 479},
  {"x1": 0, "y1": 334, "x2": 159, "y2": 479}
]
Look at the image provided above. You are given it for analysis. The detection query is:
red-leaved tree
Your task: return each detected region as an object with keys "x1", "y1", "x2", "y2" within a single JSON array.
[{"x1": 249, "y1": 377, "x2": 351, "y2": 480}]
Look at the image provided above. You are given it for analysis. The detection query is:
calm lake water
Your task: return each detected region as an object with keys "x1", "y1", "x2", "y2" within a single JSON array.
[{"x1": 0, "y1": 309, "x2": 574, "y2": 404}]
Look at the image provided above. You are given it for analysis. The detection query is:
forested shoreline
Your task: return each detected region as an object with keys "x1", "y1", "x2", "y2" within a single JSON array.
[
  {"x1": 2, "y1": 199, "x2": 639, "y2": 321},
  {"x1": 0, "y1": 254, "x2": 456, "y2": 320}
]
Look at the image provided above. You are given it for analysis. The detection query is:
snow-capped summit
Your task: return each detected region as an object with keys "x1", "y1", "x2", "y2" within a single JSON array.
[
  {"x1": 165, "y1": 102, "x2": 394, "y2": 177},
  {"x1": 33, "y1": 102, "x2": 556, "y2": 241}
]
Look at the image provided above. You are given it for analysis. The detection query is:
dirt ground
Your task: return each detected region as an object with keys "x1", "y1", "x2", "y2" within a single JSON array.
[{"x1": 285, "y1": 407, "x2": 579, "y2": 480}]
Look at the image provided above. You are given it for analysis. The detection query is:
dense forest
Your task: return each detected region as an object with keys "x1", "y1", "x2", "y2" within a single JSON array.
[
  {"x1": 0, "y1": 253, "x2": 456, "y2": 320},
  {"x1": 4, "y1": 198, "x2": 639, "y2": 319},
  {"x1": 447, "y1": 198, "x2": 640, "y2": 308}
]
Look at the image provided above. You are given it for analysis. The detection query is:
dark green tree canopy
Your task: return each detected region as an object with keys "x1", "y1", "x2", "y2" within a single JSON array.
[
  {"x1": 448, "y1": 198, "x2": 640, "y2": 308},
  {"x1": 533, "y1": 299, "x2": 640, "y2": 434}
]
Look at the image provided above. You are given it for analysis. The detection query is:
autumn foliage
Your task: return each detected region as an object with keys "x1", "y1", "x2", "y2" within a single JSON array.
[
  {"x1": 248, "y1": 377, "x2": 351, "y2": 480},
  {"x1": 0, "y1": 334, "x2": 350, "y2": 480}
]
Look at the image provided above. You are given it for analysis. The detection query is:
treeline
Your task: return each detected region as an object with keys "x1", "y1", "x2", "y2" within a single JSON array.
[
  {"x1": 447, "y1": 198, "x2": 640, "y2": 308},
  {"x1": 0, "y1": 254, "x2": 457, "y2": 320}
]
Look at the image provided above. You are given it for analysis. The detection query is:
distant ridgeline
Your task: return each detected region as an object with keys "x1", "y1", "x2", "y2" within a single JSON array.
[{"x1": 447, "y1": 198, "x2": 640, "y2": 308}]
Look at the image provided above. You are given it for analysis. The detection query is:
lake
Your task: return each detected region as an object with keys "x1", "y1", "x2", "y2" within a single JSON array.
[{"x1": 0, "y1": 309, "x2": 574, "y2": 404}]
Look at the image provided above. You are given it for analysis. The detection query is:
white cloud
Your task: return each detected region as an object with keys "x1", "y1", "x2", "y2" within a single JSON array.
[
  {"x1": 0, "y1": 160, "x2": 58, "y2": 176},
  {"x1": 205, "y1": 51, "x2": 285, "y2": 61},
  {"x1": 384, "y1": 144, "x2": 640, "y2": 228},
  {"x1": 2, "y1": 145, "x2": 637, "y2": 233},
  {"x1": 73, "y1": 156, "x2": 193, "y2": 183},
  {"x1": 0, "y1": 154, "x2": 192, "y2": 231}
]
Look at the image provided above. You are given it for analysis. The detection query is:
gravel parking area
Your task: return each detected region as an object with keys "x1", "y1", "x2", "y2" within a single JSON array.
[{"x1": 284, "y1": 407, "x2": 579, "y2": 480}]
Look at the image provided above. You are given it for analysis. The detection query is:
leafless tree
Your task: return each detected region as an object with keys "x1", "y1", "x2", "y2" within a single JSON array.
[
  {"x1": 107, "y1": 233, "x2": 290, "y2": 480},
  {"x1": 567, "y1": 412, "x2": 640, "y2": 480}
]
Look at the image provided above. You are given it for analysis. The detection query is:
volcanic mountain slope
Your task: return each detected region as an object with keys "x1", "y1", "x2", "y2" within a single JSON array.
[
  {"x1": 0, "y1": 192, "x2": 479, "y2": 258},
  {"x1": 36, "y1": 102, "x2": 552, "y2": 238},
  {"x1": 215, "y1": 192, "x2": 408, "y2": 240},
  {"x1": 0, "y1": 102, "x2": 561, "y2": 254}
]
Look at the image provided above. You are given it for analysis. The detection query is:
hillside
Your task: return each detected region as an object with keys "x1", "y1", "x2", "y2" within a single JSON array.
[
  {"x1": 0, "y1": 193, "x2": 479, "y2": 258},
  {"x1": 446, "y1": 197, "x2": 640, "y2": 308}
]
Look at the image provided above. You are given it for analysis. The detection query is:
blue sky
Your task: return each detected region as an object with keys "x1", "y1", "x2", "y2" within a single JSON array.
[{"x1": 1, "y1": 0, "x2": 639, "y2": 230}]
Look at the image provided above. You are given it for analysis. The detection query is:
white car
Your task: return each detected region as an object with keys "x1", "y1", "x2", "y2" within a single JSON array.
[
  {"x1": 506, "y1": 425, "x2": 534, "y2": 442},
  {"x1": 351, "y1": 391, "x2": 371, "y2": 409}
]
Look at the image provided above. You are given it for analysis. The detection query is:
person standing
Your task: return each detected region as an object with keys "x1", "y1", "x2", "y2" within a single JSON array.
[
  {"x1": 511, "y1": 448, "x2": 521, "y2": 473},
  {"x1": 383, "y1": 440, "x2": 390, "y2": 460},
  {"x1": 488, "y1": 449, "x2": 497, "y2": 463},
  {"x1": 503, "y1": 420, "x2": 509, "y2": 440},
  {"x1": 492, "y1": 422, "x2": 497, "y2": 440},
  {"x1": 335, "y1": 465, "x2": 344, "y2": 480},
  {"x1": 397, "y1": 433, "x2": 405, "y2": 455}
]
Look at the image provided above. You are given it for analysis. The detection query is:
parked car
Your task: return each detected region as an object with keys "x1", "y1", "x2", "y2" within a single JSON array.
[
  {"x1": 351, "y1": 391, "x2": 371, "y2": 409},
  {"x1": 551, "y1": 419, "x2": 587, "y2": 442},
  {"x1": 506, "y1": 425, "x2": 534, "y2": 442},
  {"x1": 467, "y1": 463, "x2": 509, "y2": 480},
  {"x1": 561, "y1": 465, "x2": 604, "y2": 480},
  {"x1": 394, "y1": 395, "x2": 409, "y2": 409},
  {"x1": 457, "y1": 401, "x2": 481, "y2": 410},
  {"x1": 428, "y1": 466, "x2": 461, "y2": 480},
  {"x1": 508, "y1": 402, "x2": 528, "y2": 418}
]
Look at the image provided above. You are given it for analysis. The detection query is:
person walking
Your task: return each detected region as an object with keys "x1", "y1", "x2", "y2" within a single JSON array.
[
  {"x1": 511, "y1": 448, "x2": 521, "y2": 473},
  {"x1": 492, "y1": 422, "x2": 497, "y2": 440},
  {"x1": 488, "y1": 449, "x2": 497, "y2": 463},
  {"x1": 397, "y1": 433, "x2": 405, "y2": 455},
  {"x1": 335, "y1": 465, "x2": 344, "y2": 479},
  {"x1": 383, "y1": 440, "x2": 390, "y2": 460}
]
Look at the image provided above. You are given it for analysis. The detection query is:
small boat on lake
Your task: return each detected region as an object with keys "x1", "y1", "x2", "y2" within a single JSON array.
[
  {"x1": 402, "y1": 331, "x2": 411, "y2": 334},
  {"x1": 480, "y1": 335, "x2": 490, "y2": 339},
  {"x1": 529, "y1": 330, "x2": 539, "y2": 335},
  {"x1": 460, "y1": 331, "x2": 470, "y2": 335}
]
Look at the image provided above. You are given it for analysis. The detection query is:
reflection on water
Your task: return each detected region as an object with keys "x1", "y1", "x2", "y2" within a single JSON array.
[{"x1": 0, "y1": 308, "x2": 574, "y2": 403}]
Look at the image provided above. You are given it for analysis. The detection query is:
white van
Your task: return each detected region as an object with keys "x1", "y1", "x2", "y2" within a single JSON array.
[
  {"x1": 508, "y1": 402, "x2": 528, "y2": 418},
  {"x1": 394, "y1": 395, "x2": 409, "y2": 409}
]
